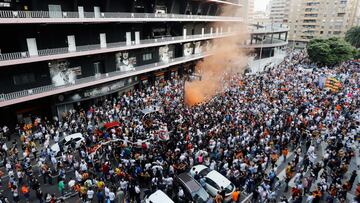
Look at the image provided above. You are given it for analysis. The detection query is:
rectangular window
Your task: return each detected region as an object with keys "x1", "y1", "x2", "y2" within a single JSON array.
[
  {"x1": 13, "y1": 73, "x2": 36, "y2": 85},
  {"x1": 142, "y1": 53, "x2": 152, "y2": 61},
  {"x1": 304, "y1": 14, "x2": 318, "y2": 17},
  {"x1": 303, "y1": 25, "x2": 316, "y2": 28},
  {"x1": 303, "y1": 19, "x2": 316, "y2": 23},
  {"x1": 306, "y1": 2, "x2": 320, "y2": 6}
]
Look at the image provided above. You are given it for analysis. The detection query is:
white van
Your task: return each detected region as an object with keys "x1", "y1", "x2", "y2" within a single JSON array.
[{"x1": 145, "y1": 190, "x2": 174, "y2": 203}]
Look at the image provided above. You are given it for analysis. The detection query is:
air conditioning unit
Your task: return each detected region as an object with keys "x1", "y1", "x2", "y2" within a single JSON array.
[{"x1": 12, "y1": 11, "x2": 18, "y2": 17}]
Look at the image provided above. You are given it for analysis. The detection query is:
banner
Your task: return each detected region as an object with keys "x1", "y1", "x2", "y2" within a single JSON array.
[{"x1": 49, "y1": 60, "x2": 78, "y2": 87}]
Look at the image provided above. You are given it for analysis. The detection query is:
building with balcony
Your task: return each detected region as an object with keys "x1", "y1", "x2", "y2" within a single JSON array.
[
  {"x1": 268, "y1": 0, "x2": 288, "y2": 24},
  {"x1": 244, "y1": 24, "x2": 289, "y2": 60},
  {"x1": 239, "y1": 0, "x2": 254, "y2": 22},
  {"x1": 268, "y1": 0, "x2": 360, "y2": 48},
  {"x1": 0, "y1": 0, "x2": 246, "y2": 127}
]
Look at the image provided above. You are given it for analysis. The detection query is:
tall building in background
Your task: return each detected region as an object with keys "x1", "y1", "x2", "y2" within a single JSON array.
[
  {"x1": 277, "y1": 0, "x2": 360, "y2": 48},
  {"x1": 252, "y1": 11, "x2": 271, "y2": 25},
  {"x1": 239, "y1": 0, "x2": 255, "y2": 22},
  {"x1": 268, "y1": 0, "x2": 288, "y2": 24}
]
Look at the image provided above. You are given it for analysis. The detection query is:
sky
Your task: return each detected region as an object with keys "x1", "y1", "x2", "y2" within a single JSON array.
[{"x1": 254, "y1": 0, "x2": 270, "y2": 12}]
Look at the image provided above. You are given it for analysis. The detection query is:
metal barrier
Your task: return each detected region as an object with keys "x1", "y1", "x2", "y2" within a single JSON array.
[
  {"x1": 0, "y1": 52, "x2": 29, "y2": 60},
  {"x1": 0, "y1": 10, "x2": 242, "y2": 21}
]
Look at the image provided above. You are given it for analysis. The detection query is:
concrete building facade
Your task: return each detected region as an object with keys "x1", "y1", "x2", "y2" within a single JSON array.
[
  {"x1": 268, "y1": 0, "x2": 288, "y2": 24},
  {"x1": 239, "y1": 0, "x2": 254, "y2": 22},
  {"x1": 0, "y1": 0, "x2": 245, "y2": 127},
  {"x1": 268, "y1": 0, "x2": 360, "y2": 48}
]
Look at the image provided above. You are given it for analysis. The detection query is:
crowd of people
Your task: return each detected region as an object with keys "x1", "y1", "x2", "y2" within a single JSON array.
[{"x1": 0, "y1": 50, "x2": 359, "y2": 203}]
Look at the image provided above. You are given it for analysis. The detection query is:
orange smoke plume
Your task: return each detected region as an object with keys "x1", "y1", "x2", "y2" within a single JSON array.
[{"x1": 184, "y1": 14, "x2": 249, "y2": 106}]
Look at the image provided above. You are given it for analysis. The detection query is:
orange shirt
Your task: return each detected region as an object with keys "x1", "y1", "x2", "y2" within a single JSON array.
[
  {"x1": 336, "y1": 104, "x2": 341, "y2": 111},
  {"x1": 232, "y1": 191, "x2": 239, "y2": 201},
  {"x1": 21, "y1": 185, "x2": 29, "y2": 194}
]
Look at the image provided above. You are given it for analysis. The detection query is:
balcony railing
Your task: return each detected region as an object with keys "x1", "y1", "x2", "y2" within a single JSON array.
[
  {"x1": 249, "y1": 25, "x2": 289, "y2": 34},
  {"x1": 0, "y1": 10, "x2": 243, "y2": 23},
  {"x1": 241, "y1": 39, "x2": 288, "y2": 48},
  {"x1": 0, "y1": 52, "x2": 211, "y2": 107},
  {"x1": 0, "y1": 32, "x2": 234, "y2": 67}
]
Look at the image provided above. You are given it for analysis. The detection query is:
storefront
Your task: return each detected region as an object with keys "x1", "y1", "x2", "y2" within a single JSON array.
[{"x1": 54, "y1": 76, "x2": 138, "y2": 120}]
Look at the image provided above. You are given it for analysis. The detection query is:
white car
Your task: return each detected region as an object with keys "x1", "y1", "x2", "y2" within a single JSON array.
[
  {"x1": 145, "y1": 190, "x2": 174, "y2": 203},
  {"x1": 190, "y1": 165, "x2": 236, "y2": 202},
  {"x1": 51, "y1": 133, "x2": 85, "y2": 156}
]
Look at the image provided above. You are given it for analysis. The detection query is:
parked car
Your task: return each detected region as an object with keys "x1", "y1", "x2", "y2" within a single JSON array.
[
  {"x1": 190, "y1": 165, "x2": 235, "y2": 202},
  {"x1": 175, "y1": 172, "x2": 210, "y2": 203},
  {"x1": 51, "y1": 133, "x2": 85, "y2": 156},
  {"x1": 144, "y1": 190, "x2": 174, "y2": 203}
]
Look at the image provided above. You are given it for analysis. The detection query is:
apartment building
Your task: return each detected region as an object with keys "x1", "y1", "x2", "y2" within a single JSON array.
[
  {"x1": 252, "y1": 11, "x2": 272, "y2": 25},
  {"x1": 268, "y1": 0, "x2": 288, "y2": 24},
  {"x1": 269, "y1": 0, "x2": 360, "y2": 48},
  {"x1": 239, "y1": 0, "x2": 255, "y2": 22},
  {"x1": 0, "y1": 0, "x2": 245, "y2": 126}
]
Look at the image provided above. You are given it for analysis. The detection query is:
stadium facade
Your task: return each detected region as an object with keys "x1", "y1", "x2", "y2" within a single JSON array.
[{"x1": 0, "y1": 0, "x2": 287, "y2": 127}]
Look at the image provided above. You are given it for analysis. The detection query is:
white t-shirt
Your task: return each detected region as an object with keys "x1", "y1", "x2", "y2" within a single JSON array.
[
  {"x1": 87, "y1": 190, "x2": 94, "y2": 199},
  {"x1": 104, "y1": 187, "x2": 110, "y2": 197},
  {"x1": 109, "y1": 192, "x2": 115, "y2": 200}
]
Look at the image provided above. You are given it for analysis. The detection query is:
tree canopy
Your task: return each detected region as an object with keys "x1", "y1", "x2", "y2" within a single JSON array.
[
  {"x1": 307, "y1": 38, "x2": 355, "y2": 66},
  {"x1": 345, "y1": 26, "x2": 360, "y2": 48}
]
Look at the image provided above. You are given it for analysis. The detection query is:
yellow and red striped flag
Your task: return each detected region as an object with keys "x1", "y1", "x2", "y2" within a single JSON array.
[{"x1": 325, "y1": 77, "x2": 342, "y2": 92}]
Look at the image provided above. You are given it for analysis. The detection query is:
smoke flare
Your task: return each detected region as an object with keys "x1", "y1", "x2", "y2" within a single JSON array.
[{"x1": 184, "y1": 12, "x2": 249, "y2": 106}]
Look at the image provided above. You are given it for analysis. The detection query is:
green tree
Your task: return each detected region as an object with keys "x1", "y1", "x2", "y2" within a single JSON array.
[
  {"x1": 307, "y1": 38, "x2": 355, "y2": 66},
  {"x1": 345, "y1": 26, "x2": 360, "y2": 48}
]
